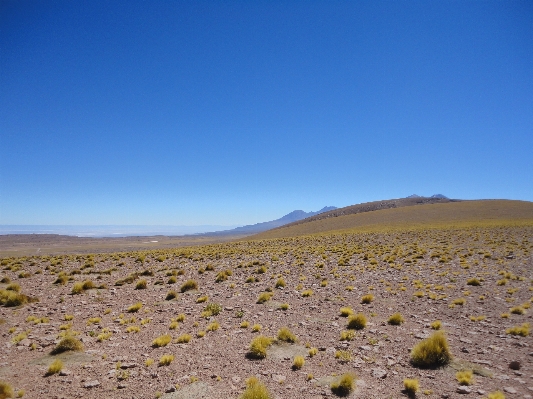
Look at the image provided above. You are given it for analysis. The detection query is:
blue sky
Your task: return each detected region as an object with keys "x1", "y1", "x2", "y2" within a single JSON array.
[{"x1": 1, "y1": 0, "x2": 532, "y2": 226}]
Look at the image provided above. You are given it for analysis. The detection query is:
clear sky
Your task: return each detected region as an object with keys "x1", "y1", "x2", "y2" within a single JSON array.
[{"x1": 1, "y1": 0, "x2": 532, "y2": 226}]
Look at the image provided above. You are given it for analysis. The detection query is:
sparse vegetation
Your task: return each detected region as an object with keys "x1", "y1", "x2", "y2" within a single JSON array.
[
  {"x1": 506, "y1": 323, "x2": 529, "y2": 336},
  {"x1": 51, "y1": 336, "x2": 83, "y2": 354},
  {"x1": 410, "y1": 331, "x2": 451, "y2": 367},
  {"x1": 347, "y1": 313, "x2": 366, "y2": 330},
  {"x1": 152, "y1": 334, "x2": 172, "y2": 348},
  {"x1": 277, "y1": 327, "x2": 298, "y2": 343},
  {"x1": 403, "y1": 379, "x2": 419, "y2": 396},
  {"x1": 292, "y1": 355, "x2": 305, "y2": 370},
  {"x1": 180, "y1": 279, "x2": 198, "y2": 292},
  {"x1": 456, "y1": 369, "x2": 474, "y2": 385},
  {"x1": 238, "y1": 376, "x2": 272, "y2": 399},
  {"x1": 330, "y1": 373, "x2": 355, "y2": 396},
  {"x1": 248, "y1": 335, "x2": 273, "y2": 359},
  {"x1": 388, "y1": 313, "x2": 404, "y2": 325},
  {"x1": 158, "y1": 354, "x2": 174, "y2": 366},
  {"x1": 46, "y1": 359, "x2": 63, "y2": 376}
]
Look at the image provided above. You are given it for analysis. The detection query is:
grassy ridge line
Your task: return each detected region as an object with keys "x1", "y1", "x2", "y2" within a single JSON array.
[{"x1": 248, "y1": 200, "x2": 533, "y2": 240}]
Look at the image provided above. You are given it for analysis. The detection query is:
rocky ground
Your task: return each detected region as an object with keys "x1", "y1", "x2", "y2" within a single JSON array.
[{"x1": 1, "y1": 225, "x2": 532, "y2": 399}]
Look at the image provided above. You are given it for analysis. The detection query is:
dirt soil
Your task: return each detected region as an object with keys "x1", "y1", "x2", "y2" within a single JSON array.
[{"x1": 1, "y1": 225, "x2": 532, "y2": 398}]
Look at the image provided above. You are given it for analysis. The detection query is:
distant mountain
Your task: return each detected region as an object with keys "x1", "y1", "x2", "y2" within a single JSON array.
[
  {"x1": 203, "y1": 206, "x2": 337, "y2": 236},
  {"x1": 407, "y1": 194, "x2": 449, "y2": 199}
]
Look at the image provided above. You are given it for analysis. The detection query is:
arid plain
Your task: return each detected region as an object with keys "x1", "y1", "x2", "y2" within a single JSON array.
[{"x1": 1, "y1": 200, "x2": 533, "y2": 399}]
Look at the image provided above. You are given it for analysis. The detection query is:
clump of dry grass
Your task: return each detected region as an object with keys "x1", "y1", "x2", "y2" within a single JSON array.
[
  {"x1": 467, "y1": 278, "x2": 481, "y2": 286},
  {"x1": 292, "y1": 355, "x2": 305, "y2": 370},
  {"x1": 238, "y1": 376, "x2": 272, "y2": 399},
  {"x1": 456, "y1": 369, "x2": 474, "y2": 385},
  {"x1": 201, "y1": 302, "x2": 222, "y2": 318},
  {"x1": 330, "y1": 373, "x2": 355, "y2": 396},
  {"x1": 487, "y1": 392, "x2": 506, "y2": 399},
  {"x1": 180, "y1": 279, "x2": 198, "y2": 292},
  {"x1": 206, "y1": 320, "x2": 220, "y2": 332},
  {"x1": 165, "y1": 290, "x2": 177, "y2": 300},
  {"x1": 387, "y1": 313, "x2": 404, "y2": 325},
  {"x1": 0, "y1": 381, "x2": 14, "y2": 399},
  {"x1": 277, "y1": 327, "x2": 297, "y2": 343},
  {"x1": 127, "y1": 302, "x2": 142, "y2": 313},
  {"x1": 135, "y1": 279, "x2": 147, "y2": 289},
  {"x1": 46, "y1": 359, "x2": 63, "y2": 376},
  {"x1": 159, "y1": 354, "x2": 174, "y2": 366},
  {"x1": 275, "y1": 277, "x2": 285, "y2": 288},
  {"x1": 340, "y1": 330, "x2": 355, "y2": 341},
  {"x1": 347, "y1": 313, "x2": 366, "y2": 330},
  {"x1": 126, "y1": 326, "x2": 140, "y2": 333},
  {"x1": 257, "y1": 292, "x2": 273, "y2": 304},
  {"x1": 301, "y1": 289, "x2": 313, "y2": 297},
  {"x1": 361, "y1": 294, "x2": 374, "y2": 304},
  {"x1": 152, "y1": 334, "x2": 172, "y2": 348},
  {"x1": 175, "y1": 334, "x2": 191, "y2": 343},
  {"x1": 51, "y1": 336, "x2": 83, "y2": 355},
  {"x1": 248, "y1": 335, "x2": 274, "y2": 359},
  {"x1": 410, "y1": 331, "x2": 451, "y2": 367},
  {"x1": 506, "y1": 323, "x2": 529, "y2": 336},
  {"x1": 339, "y1": 307, "x2": 353, "y2": 317},
  {"x1": 403, "y1": 379, "x2": 419, "y2": 396}
]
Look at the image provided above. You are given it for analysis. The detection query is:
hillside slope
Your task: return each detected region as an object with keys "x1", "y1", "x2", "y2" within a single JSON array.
[
  {"x1": 274, "y1": 196, "x2": 454, "y2": 230},
  {"x1": 248, "y1": 199, "x2": 533, "y2": 240}
]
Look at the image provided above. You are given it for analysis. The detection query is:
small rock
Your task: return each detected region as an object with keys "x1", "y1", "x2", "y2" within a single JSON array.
[
  {"x1": 165, "y1": 386, "x2": 176, "y2": 393},
  {"x1": 117, "y1": 383, "x2": 127, "y2": 389},
  {"x1": 503, "y1": 387, "x2": 517, "y2": 394},
  {"x1": 457, "y1": 386, "x2": 472, "y2": 394},
  {"x1": 231, "y1": 376, "x2": 241, "y2": 384},
  {"x1": 509, "y1": 361, "x2": 521, "y2": 370},
  {"x1": 59, "y1": 369, "x2": 71, "y2": 376},
  {"x1": 359, "y1": 345, "x2": 372, "y2": 351},
  {"x1": 272, "y1": 374, "x2": 286, "y2": 383},
  {"x1": 83, "y1": 380, "x2": 100, "y2": 389},
  {"x1": 371, "y1": 368, "x2": 387, "y2": 379},
  {"x1": 120, "y1": 362, "x2": 137, "y2": 369}
]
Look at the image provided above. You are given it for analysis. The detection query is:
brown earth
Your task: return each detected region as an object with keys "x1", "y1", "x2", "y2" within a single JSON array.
[{"x1": 1, "y1": 223, "x2": 532, "y2": 398}]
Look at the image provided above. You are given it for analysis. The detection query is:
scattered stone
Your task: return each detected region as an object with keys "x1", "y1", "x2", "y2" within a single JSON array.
[
  {"x1": 509, "y1": 361, "x2": 521, "y2": 370},
  {"x1": 120, "y1": 362, "x2": 137, "y2": 369},
  {"x1": 272, "y1": 374, "x2": 286, "y2": 383},
  {"x1": 165, "y1": 386, "x2": 176, "y2": 393},
  {"x1": 371, "y1": 368, "x2": 387, "y2": 379},
  {"x1": 457, "y1": 386, "x2": 472, "y2": 394},
  {"x1": 59, "y1": 369, "x2": 71, "y2": 376},
  {"x1": 83, "y1": 380, "x2": 100, "y2": 389},
  {"x1": 503, "y1": 387, "x2": 517, "y2": 394}
]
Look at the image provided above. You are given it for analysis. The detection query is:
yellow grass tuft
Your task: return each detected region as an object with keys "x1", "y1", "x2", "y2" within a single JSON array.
[
  {"x1": 127, "y1": 302, "x2": 142, "y2": 313},
  {"x1": 347, "y1": 313, "x2": 366, "y2": 330},
  {"x1": 292, "y1": 355, "x2": 305, "y2": 370},
  {"x1": 152, "y1": 334, "x2": 172, "y2": 348},
  {"x1": 330, "y1": 373, "x2": 355, "y2": 396},
  {"x1": 0, "y1": 381, "x2": 14, "y2": 399},
  {"x1": 51, "y1": 336, "x2": 83, "y2": 355},
  {"x1": 361, "y1": 294, "x2": 374, "y2": 304},
  {"x1": 339, "y1": 307, "x2": 353, "y2": 317},
  {"x1": 238, "y1": 376, "x2": 272, "y2": 399},
  {"x1": 410, "y1": 331, "x2": 452, "y2": 367},
  {"x1": 159, "y1": 354, "x2": 174, "y2": 366},
  {"x1": 456, "y1": 369, "x2": 474, "y2": 385},
  {"x1": 248, "y1": 335, "x2": 274, "y2": 359},
  {"x1": 506, "y1": 323, "x2": 529, "y2": 337},
  {"x1": 403, "y1": 378, "x2": 419, "y2": 395},
  {"x1": 387, "y1": 313, "x2": 404, "y2": 325},
  {"x1": 46, "y1": 359, "x2": 63, "y2": 376},
  {"x1": 277, "y1": 327, "x2": 297, "y2": 343}
]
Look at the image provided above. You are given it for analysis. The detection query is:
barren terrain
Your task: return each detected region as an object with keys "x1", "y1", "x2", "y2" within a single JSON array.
[{"x1": 1, "y1": 222, "x2": 532, "y2": 399}]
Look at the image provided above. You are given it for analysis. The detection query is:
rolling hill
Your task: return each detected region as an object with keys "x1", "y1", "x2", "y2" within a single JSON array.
[{"x1": 248, "y1": 199, "x2": 533, "y2": 240}]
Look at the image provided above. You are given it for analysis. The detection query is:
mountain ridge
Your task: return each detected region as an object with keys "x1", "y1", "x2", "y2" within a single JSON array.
[{"x1": 201, "y1": 206, "x2": 337, "y2": 236}]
